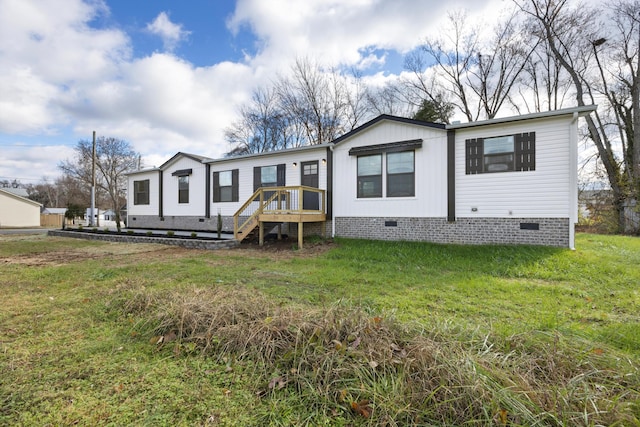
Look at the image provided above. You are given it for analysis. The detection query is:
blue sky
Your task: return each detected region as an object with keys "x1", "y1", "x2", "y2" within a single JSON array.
[{"x1": 0, "y1": 0, "x2": 499, "y2": 185}]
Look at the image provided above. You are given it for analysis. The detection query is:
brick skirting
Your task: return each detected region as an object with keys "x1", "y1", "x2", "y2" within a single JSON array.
[{"x1": 334, "y1": 217, "x2": 570, "y2": 247}]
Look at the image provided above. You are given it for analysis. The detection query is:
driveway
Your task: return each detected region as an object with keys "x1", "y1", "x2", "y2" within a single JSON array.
[{"x1": 0, "y1": 228, "x2": 49, "y2": 235}]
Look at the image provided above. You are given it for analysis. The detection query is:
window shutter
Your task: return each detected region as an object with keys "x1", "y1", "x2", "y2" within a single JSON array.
[
  {"x1": 515, "y1": 132, "x2": 535, "y2": 171},
  {"x1": 253, "y1": 167, "x2": 261, "y2": 191},
  {"x1": 212, "y1": 172, "x2": 220, "y2": 202},
  {"x1": 466, "y1": 138, "x2": 483, "y2": 174},
  {"x1": 276, "y1": 163, "x2": 286, "y2": 186},
  {"x1": 232, "y1": 169, "x2": 239, "y2": 202}
]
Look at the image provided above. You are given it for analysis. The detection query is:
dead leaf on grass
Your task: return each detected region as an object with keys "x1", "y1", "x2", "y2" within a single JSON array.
[{"x1": 351, "y1": 400, "x2": 371, "y2": 418}]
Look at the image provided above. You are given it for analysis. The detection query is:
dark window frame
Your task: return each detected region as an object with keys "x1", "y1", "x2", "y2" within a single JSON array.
[
  {"x1": 213, "y1": 169, "x2": 239, "y2": 203},
  {"x1": 253, "y1": 164, "x2": 286, "y2": 191},
  {"x1": 386, "y1": 150, "x2": 415, "y2": 197},
  {"x1": 133, "y1": 179, "x2": 150, "y2": 205},
  {"x1": 465, "y1": 132, "x2": 536, "y2": 174},
  {"x1": 178, "y1": 175, "x2": 189, "y2": 204},
  {"x1": 357, "y1": 154, "x2": 383, "y2": 198},
  {"x1": 352, "y1": 140, "x2": 422, "y2": 199}
]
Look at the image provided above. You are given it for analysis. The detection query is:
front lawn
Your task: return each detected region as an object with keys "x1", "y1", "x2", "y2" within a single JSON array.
[{"x1": 1, "y1": 233, "x2": 638, "y2": 425}]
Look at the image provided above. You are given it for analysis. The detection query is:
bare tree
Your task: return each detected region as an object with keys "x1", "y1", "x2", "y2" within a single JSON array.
[
  {"x1": 59, "y1": 137, "x2": 139, "y2": 232},
  {"x1": 224, "y1": 87, "x2": 295, "y2": 155},
  {"x1": 512, "y1": 35, "x2": 573, "y2": 113},
  {"x1": 26, "y1": 177, "x2": 60, "y2": 207},
  {"x1": 365, "y1": 80, "x2": 415, "y2": 117},
  {"x1": 276, "y1": 57, "x2": 349, "y2": 145},
  {"x1": 407, "y1": 9, "x2": 535, "y2": 121},
  {"x1": 515, "y1": 0, "x2": 640, "y2": 233},
  {"x1": 225, "y1": 57, "x2": 373, "y2": 155}
]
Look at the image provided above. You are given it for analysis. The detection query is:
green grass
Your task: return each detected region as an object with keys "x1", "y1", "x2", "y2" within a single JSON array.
[{"x1": 1, "y1": 233, "x2": 638, "y2": 425}]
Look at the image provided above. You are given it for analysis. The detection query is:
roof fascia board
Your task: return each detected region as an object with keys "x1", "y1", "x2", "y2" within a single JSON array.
[
  {"x1": 0, "y1": 188, "x2": 42, "y2": 207},
  {"x1": 205, "y1": 143, "x2": 328, "y2": 165},
  {"x1": 446, "y1": 105, "x2": 597, "y2": 130},
  {"x1": 331, "y1": 115, "x2": 446, "y2": 146}
]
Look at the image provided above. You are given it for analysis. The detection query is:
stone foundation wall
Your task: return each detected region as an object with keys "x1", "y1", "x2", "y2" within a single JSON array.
[
  {"x1": 334, "y1": 217, "x2": 570, "y2": 247},
  {"x1": 127, "y1": 215, "x2": 331, "y2": 238},
  {"x1": 127, "y1": 215, "x2": 233, "y2": 233},
  {"x1": 48, "y1": 230, "x2": 239, "y2": 250}
]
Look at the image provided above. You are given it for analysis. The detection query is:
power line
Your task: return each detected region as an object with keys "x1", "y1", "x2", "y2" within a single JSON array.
[{"x1": 0, "y1": 175, "x2": 53, "y2": 182}]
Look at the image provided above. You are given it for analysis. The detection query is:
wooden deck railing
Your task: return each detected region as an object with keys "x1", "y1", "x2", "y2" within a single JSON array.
[{"x1": 233, "y1": 186, "x2": 326, "y2": 242}]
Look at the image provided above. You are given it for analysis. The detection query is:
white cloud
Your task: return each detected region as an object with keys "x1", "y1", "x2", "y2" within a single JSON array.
[
  {"x1": 0, "y1": 0, "x2": 509, "y2": 185},
  {"x1": 146, "y1": 12, "x2": 191, "y2": 52},
  {"x1": 228, "y1": 0, "x2": 504, "y2": 71}
]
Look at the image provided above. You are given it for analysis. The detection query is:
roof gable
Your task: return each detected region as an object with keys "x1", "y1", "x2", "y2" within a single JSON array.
[
  {"x1": 331, "y1": 114, "x2": 446, "y2": 146},
  {"x1": 0, "y1": 188, "x2": 42, "y2": 207},
  {"x1": 160, "y1": 152, "x2": 212, "y2": 170}
]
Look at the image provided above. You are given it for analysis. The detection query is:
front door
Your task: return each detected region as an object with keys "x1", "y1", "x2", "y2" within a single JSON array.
[{"x1": 301, "y1": 160, "x2": 319, "y2": 210}]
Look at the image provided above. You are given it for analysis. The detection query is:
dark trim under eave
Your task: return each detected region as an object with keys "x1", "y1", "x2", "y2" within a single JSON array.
[
  {"x1": 171, "y1": 168, "x2": 192, "y2": 177},
  {"x1": 447, "y1": 129, "x2": 455, "y2": 222},
  {"x1": 348, "y1": 139, "x2": 423, "y2": 156}
]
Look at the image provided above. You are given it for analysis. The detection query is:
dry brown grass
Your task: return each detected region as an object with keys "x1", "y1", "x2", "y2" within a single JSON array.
[{"x1": 119, "y1": 286, "x2": 639, "y2": 426}]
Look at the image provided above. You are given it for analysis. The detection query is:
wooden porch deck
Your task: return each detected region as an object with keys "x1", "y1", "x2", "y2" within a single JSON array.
[{"x1": 234, "y1": 186, "x2": 326, "y2": 248}]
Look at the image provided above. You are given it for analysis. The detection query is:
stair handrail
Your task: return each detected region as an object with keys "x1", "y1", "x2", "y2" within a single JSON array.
[
  {"x1": 233, "y1": 186, "x2": 327, "y2": 240},
  {"x1": 233, "y1": 187, "x2": 283, "y2": 239}
]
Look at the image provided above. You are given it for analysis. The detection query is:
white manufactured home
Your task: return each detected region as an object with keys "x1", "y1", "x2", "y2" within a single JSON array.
[{"x1": 127, "y1": 106, "x2": 596, "y2": 248}]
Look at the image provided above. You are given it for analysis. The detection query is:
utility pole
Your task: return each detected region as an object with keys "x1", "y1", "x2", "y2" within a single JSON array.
[{"x1": 90, "y1": 131, "x2": 96, "y2": 227}]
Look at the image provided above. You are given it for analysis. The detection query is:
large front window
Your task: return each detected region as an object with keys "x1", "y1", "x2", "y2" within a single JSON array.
[
  {"x1": 357, "y1": 151, "x2": 415, "y2": 198},
  {"x1": 178, "y1": 176, "x2": 189, "y2": 203}
]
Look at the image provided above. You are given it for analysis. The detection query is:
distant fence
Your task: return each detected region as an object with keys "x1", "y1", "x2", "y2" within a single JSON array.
[{"x1": 40, "y1": 214, "x2": 66, "y2": 228}]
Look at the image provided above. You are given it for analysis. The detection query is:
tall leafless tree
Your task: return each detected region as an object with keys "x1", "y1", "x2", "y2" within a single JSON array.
[
  {"x1": 225, "y1": 57, "x2": 373, "y2": 155},
  {"x1": 59, "y1": 137, "x2": 139, "y2": 232},
  {"x1": 515, "y1": 0, "x2": 640, "y2": 233},
  {"x1": 407, "y1": 9, "x2": 535, "y2": 121}
]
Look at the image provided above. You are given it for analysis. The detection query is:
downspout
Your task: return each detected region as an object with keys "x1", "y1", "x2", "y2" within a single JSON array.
[
  {"x1": 205, "y1": 164, "x2": 211, "y2": 219},
  {"x1": 329, "y1": 144, "x2": 335, "y2": 238},
  {"x1": 569, "y1": 111, "x2": 579, "y2": 250},
  {"x1": 159, "y1": 170, "x2": 163, "y2": 219},
  {"x1": 447, "y1": 129, "x2": 456, "y2": 222}
]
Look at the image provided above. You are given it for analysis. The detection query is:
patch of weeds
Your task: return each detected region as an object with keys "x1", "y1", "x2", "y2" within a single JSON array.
[
  {"x1": 167, "y1": 231, "x2": 175, "y2": 237},
  {"x1": 120, "y1": 286, "x2": 640, "y2": 426},
  {"x1": 190, "y1": 232, "x2": 197, "y2": 238},
  {"x1": 146, "y1": 231, "x2": 153, "y2": 236}
]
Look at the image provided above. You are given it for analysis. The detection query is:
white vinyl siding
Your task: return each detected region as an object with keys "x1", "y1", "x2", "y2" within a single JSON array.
[
  {"x1": 333, "y1": 120, "x2": 448, "y2": 218},
  {"x1": 209, "y1": 148, "x2": 328, "y2": 216},
  {"x1": 127, "y1": 170, "x2": 159, "y2": 216},
  {"x1": 162, "y1": 156, "x2": 207, "y2": 216},
  {"x1": 455, "y1": 116, "x2": 573, "y2": 218}
]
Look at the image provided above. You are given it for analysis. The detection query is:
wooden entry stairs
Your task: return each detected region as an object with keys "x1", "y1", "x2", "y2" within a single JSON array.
[{"x1": 233, "y1": 186, "x2": 326, "y2": 248}]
